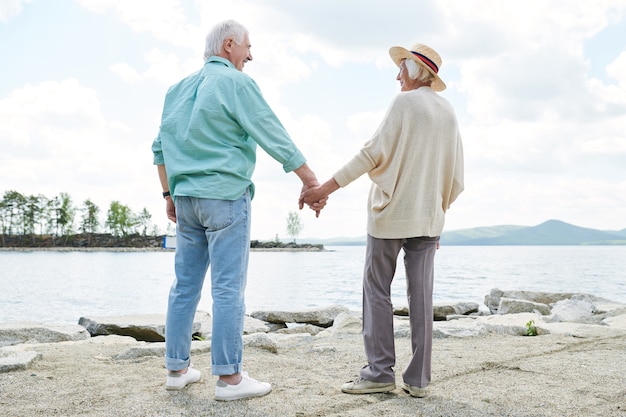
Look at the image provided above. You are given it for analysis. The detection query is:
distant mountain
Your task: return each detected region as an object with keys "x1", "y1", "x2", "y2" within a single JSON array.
[
  {"x1": 611, "y1": 228, "x2": 626, "y2": 238},
  {"x1": 440, "y1": 219, "x2": 626, "y2": 245},
  {"x1": 298, "y1": 220, "x2": 626, "y2": 246}
]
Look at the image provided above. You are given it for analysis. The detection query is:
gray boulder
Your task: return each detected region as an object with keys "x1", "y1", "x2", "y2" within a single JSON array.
[
  {"x1": 250, "y1": 305, "x2": 349, "y2": 328},
  {"x1": 433, "y1": 302, "x2": 480, "y2": 320},
  {"x1": 395, "y1": 302, "x2": 480, "y2": 320},
  {"x1": 497, "y1": 297, "x2": 551, "y2": 315},
  {"x1": 244, "y1": 333, "x2": 278, "y2": 353},
  {"x1": 549, "y1": 294, "x2": 597, "y2": 323},
  {"x1": 0, "y1": 349, "x2": 41, "y2": 372},
  {"x1": 78, "y1": 314, "x2": 200, "y2": 342},
  {"x1": 0, "y1": 323, "x2": 90, "y2": 347},
  {"x1": 484, "y1": 288, "x2": 604, "y2": 314}
]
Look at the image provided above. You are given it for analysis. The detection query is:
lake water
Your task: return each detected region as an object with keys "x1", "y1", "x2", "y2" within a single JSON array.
[{"x1": 1, "y1": 246, "x2": 625, "y2": 325}]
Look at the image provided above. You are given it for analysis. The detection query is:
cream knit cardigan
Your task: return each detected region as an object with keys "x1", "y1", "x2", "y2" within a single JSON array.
[{"x1": 333, "y1": 87, "x2": 464, "y2": 239}]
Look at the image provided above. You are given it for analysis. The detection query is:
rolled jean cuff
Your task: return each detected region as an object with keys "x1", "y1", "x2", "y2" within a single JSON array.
[
  {"x1": 212, "y1": 362, "x2": 243, "y2": 376},
  {"x1": 165, "y1": 357, "x2": 190, "y2": 371}
]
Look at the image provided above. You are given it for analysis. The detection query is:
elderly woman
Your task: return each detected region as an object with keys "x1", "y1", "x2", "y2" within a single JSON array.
[{"x1": 301, "y1": 43, "x2": 464, "y2": 398}]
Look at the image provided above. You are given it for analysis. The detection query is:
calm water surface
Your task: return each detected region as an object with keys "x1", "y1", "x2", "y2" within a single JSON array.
[{"x1": 1, "y1": 246, "x2": 624, "y2": 324}]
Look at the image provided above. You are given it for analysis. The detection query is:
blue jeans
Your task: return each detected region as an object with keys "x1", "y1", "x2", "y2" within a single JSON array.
[{"x1": 165, "y1": 192, "x2": 251, "y2": 376}]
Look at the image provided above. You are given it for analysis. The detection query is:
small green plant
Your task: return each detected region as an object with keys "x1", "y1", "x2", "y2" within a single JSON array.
[
  {"x1": 192, "y1": 334, "x2": 205, "y2": 341},
  {"x1": 525, "y1": 320, "x2": 538, "y2": 336}
]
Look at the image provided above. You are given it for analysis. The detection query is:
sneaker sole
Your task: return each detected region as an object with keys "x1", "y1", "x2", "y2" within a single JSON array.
[
  {"x1": 342, "y1": 384, "x2": 396, "y2": 394},
  {"x1": 165, "y1": 380, "x2": 201, "y2": 391},
  {"x1": 215, "y1": 388, "x2": 272, "y2": 401},
  {"x1": 402, "y1": 385, "x2": 427, "y2": 398},
  {"x1": 165, "y1": 375, "x2": 201, "y2": 390}
]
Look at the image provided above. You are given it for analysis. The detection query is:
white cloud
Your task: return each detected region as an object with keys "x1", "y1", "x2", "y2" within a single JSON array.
[
  {"x1": 0, "y1": 79, "x2": 104, "y2": 147},
  {"x1": 110, "y1": 62, "x2": 140, "y2": 84},
  {"x1": 142, "y1": 48, "x2": 195, "y2": 85},
  {"x1": 76, "y1": 0, "x2": 202, "y2": 48},
  {"x1": 0, "y1": 0, "x2": 30, "y2": 22},
  {"x1": 346, "y1": 111, "x2": 386, "y2": 139},
  {"x1": 0, "y1": 79, "x2": 143, "y2": 215},
  {"x1": 581, "y1": 136, "x2": 626, "y2": 155},
  {"x1": 607, "y1": 51, "x2": 626, "y2": 87}
]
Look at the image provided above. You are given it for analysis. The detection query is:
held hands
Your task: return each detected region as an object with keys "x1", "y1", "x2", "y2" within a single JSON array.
[
  {"x1": 299, "y1": 178, "x2": 339, "y2": 217},
  {"x1": 292, "y1": 165, "x2": 337, "y2": 217},
  {"x1": 299, "y1": 183, "x2": 328, "y2": 217}
]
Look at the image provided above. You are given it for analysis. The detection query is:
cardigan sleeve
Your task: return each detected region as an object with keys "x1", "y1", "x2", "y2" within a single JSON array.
[{"x1": 447, "y1": 132, "x2": 465, "y2": 208}]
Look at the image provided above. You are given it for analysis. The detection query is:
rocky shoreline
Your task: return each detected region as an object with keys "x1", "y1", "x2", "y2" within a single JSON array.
[
  {"x1": 1, "y1": 289, "x2": 625, "y2": 416},
  {"x1": 0, "y1": 239, "x2": 325, "y2": 252}
]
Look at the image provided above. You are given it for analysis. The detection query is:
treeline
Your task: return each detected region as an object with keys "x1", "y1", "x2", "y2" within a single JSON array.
[{"x1": 0, "y1": 190, "x2": 165, "y2": 247}]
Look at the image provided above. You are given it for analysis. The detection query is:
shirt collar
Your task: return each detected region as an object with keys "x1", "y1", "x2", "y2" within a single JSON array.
[{"x1": 204, "y1": 55, "x2": 235, "y2": 69}]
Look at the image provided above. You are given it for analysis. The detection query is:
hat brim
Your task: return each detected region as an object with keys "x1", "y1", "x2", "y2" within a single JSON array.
[{"x1": 389, "y1": 46, "x2": 446, "y2": 92}]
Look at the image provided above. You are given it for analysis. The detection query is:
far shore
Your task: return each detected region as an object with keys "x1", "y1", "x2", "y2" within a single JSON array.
[
  {"x1": 0, "y1": 247, "x2": 327, "y2": 253},
  {"x1": 0, "y1": 247, "x2": 171, "y2": 252}
]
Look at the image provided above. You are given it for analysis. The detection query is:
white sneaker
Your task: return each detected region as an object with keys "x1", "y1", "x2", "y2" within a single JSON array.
[
  {"x1": 402, "y1": 382, "x2": 427, "y2": 398},
  {"x1": 214, "y1": 372, "x2": 272, "y2": 401},
  {"x1": 165, "y1": 366, "x2": 202, "y2": 390}
]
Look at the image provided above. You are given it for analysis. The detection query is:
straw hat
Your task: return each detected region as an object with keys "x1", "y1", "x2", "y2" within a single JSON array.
[{"x1": 389, "y1": 43, "x2": 446, "y2": 91}]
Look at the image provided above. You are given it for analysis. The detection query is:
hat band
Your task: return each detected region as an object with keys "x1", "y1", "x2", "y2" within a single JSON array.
[{"x1": 410, "y1": 51, "x2": 439, "y2": 73}]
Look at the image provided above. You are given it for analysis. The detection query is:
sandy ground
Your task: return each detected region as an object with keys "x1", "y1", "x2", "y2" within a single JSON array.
[{"x1": 1, "y1": 331, "x2": 625, "y2": 417}]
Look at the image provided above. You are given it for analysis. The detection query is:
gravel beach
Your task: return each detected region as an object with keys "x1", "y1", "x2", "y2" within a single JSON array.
[{"x1": 1, "y1": 327, "x2": 625, "y2": 416}]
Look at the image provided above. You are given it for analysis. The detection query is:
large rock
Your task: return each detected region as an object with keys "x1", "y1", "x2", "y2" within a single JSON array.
[
  {"x1": 318, "y1": 312, "x2": 363, "y2": 337},
  {"x1": 602, "y1": 313, "x2": 626, "y2": 329},
  {"x1": 497, "y1": 297, "x2": 551, "y2": 315},
  {"x1": 549, "y1": 294, "x2": 597, "y2": 323},
  {"x1": 0, "y1": 323, "x2": 90, "y2": 347},
  {"x1": 484, "y1": 288, "x2": 605, "y2": 314},
  {"x1": 433, "y1": 318, "x2": 490, "y2": 338},
  {"x1": 249, "y1": 305, "x2": 349, "y2": 328},
  {"x1": 395, "y1": 302, "x2": 480, "y2": 320},
  {"x1": 275, "y1": 324, "x2": 324, "y2": 336},
  {"x1": 0, "y1": 349, "x2": 41, "y2": 372},
  {"x1": 194, "y1": 313, "x2": 270, "y2": 338},
  {"x1": 433, "y1": 302, "x2": 480, "y2": 320},
  {"x1": 243, "y1": 333, "x2": 278, "y2": 353},
  {"x1": 78, "y1": 314, "x2": 200, "y2": 342}
]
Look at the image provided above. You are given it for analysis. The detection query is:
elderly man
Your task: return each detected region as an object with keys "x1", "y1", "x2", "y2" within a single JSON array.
[
  {"x1": 152, "y1": 20, "x2": 321, "y2": 401},
  {"x1": 301, "y1": 43, "x2": 464, "y2": 398}
]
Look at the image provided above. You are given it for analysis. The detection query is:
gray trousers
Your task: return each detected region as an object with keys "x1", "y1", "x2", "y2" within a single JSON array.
[{"x1": 359, "y1": 234, "x2": 438, "y2": 388}]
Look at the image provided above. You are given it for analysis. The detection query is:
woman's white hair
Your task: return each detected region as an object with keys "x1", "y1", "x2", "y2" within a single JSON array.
[
  {"x1": 404, "y1": 58, "x2": 435, "y2": 83},
  {"x1": 203, "y1": 20, "x2": 248, "y2": 60}
]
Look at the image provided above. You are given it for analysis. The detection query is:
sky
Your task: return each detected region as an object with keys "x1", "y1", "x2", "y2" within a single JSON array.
[{"x1": 1, "y1": 0, "x2": 625, "y2": 240}]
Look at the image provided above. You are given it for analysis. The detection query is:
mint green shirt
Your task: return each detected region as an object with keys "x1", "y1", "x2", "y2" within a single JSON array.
[{"x1": 152, "y1": 56, "x2": 306, "y2": 200}]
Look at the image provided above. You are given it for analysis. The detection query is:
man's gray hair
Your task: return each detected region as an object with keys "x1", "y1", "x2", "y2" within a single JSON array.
[
  {"x1": 203, "y1": 20, "x2": 248, "y2": 60},
  {"x1": 405, "y1": 58, "x2": 434, "y2": 83}
]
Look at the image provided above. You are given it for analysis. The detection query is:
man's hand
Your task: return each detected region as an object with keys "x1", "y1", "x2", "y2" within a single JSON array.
[
  {"x1": 298, "y1": 184, "x2": 328, "y2": 217},
  {"x1": 299, "y1": 184, "x2": 328, "y2": 217},
  {"x1": 299, "y1": 178, "x2": 340, "y2": 217},
  {"x1": 300, "y1": 185, "x2": 328, "y2": 216},
  {"x1": 294, "y1": 163, "x2": 325, "y2": 217},
  {"x1": 165, "y1": 197, "x2": 176, "y2": 223}
]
